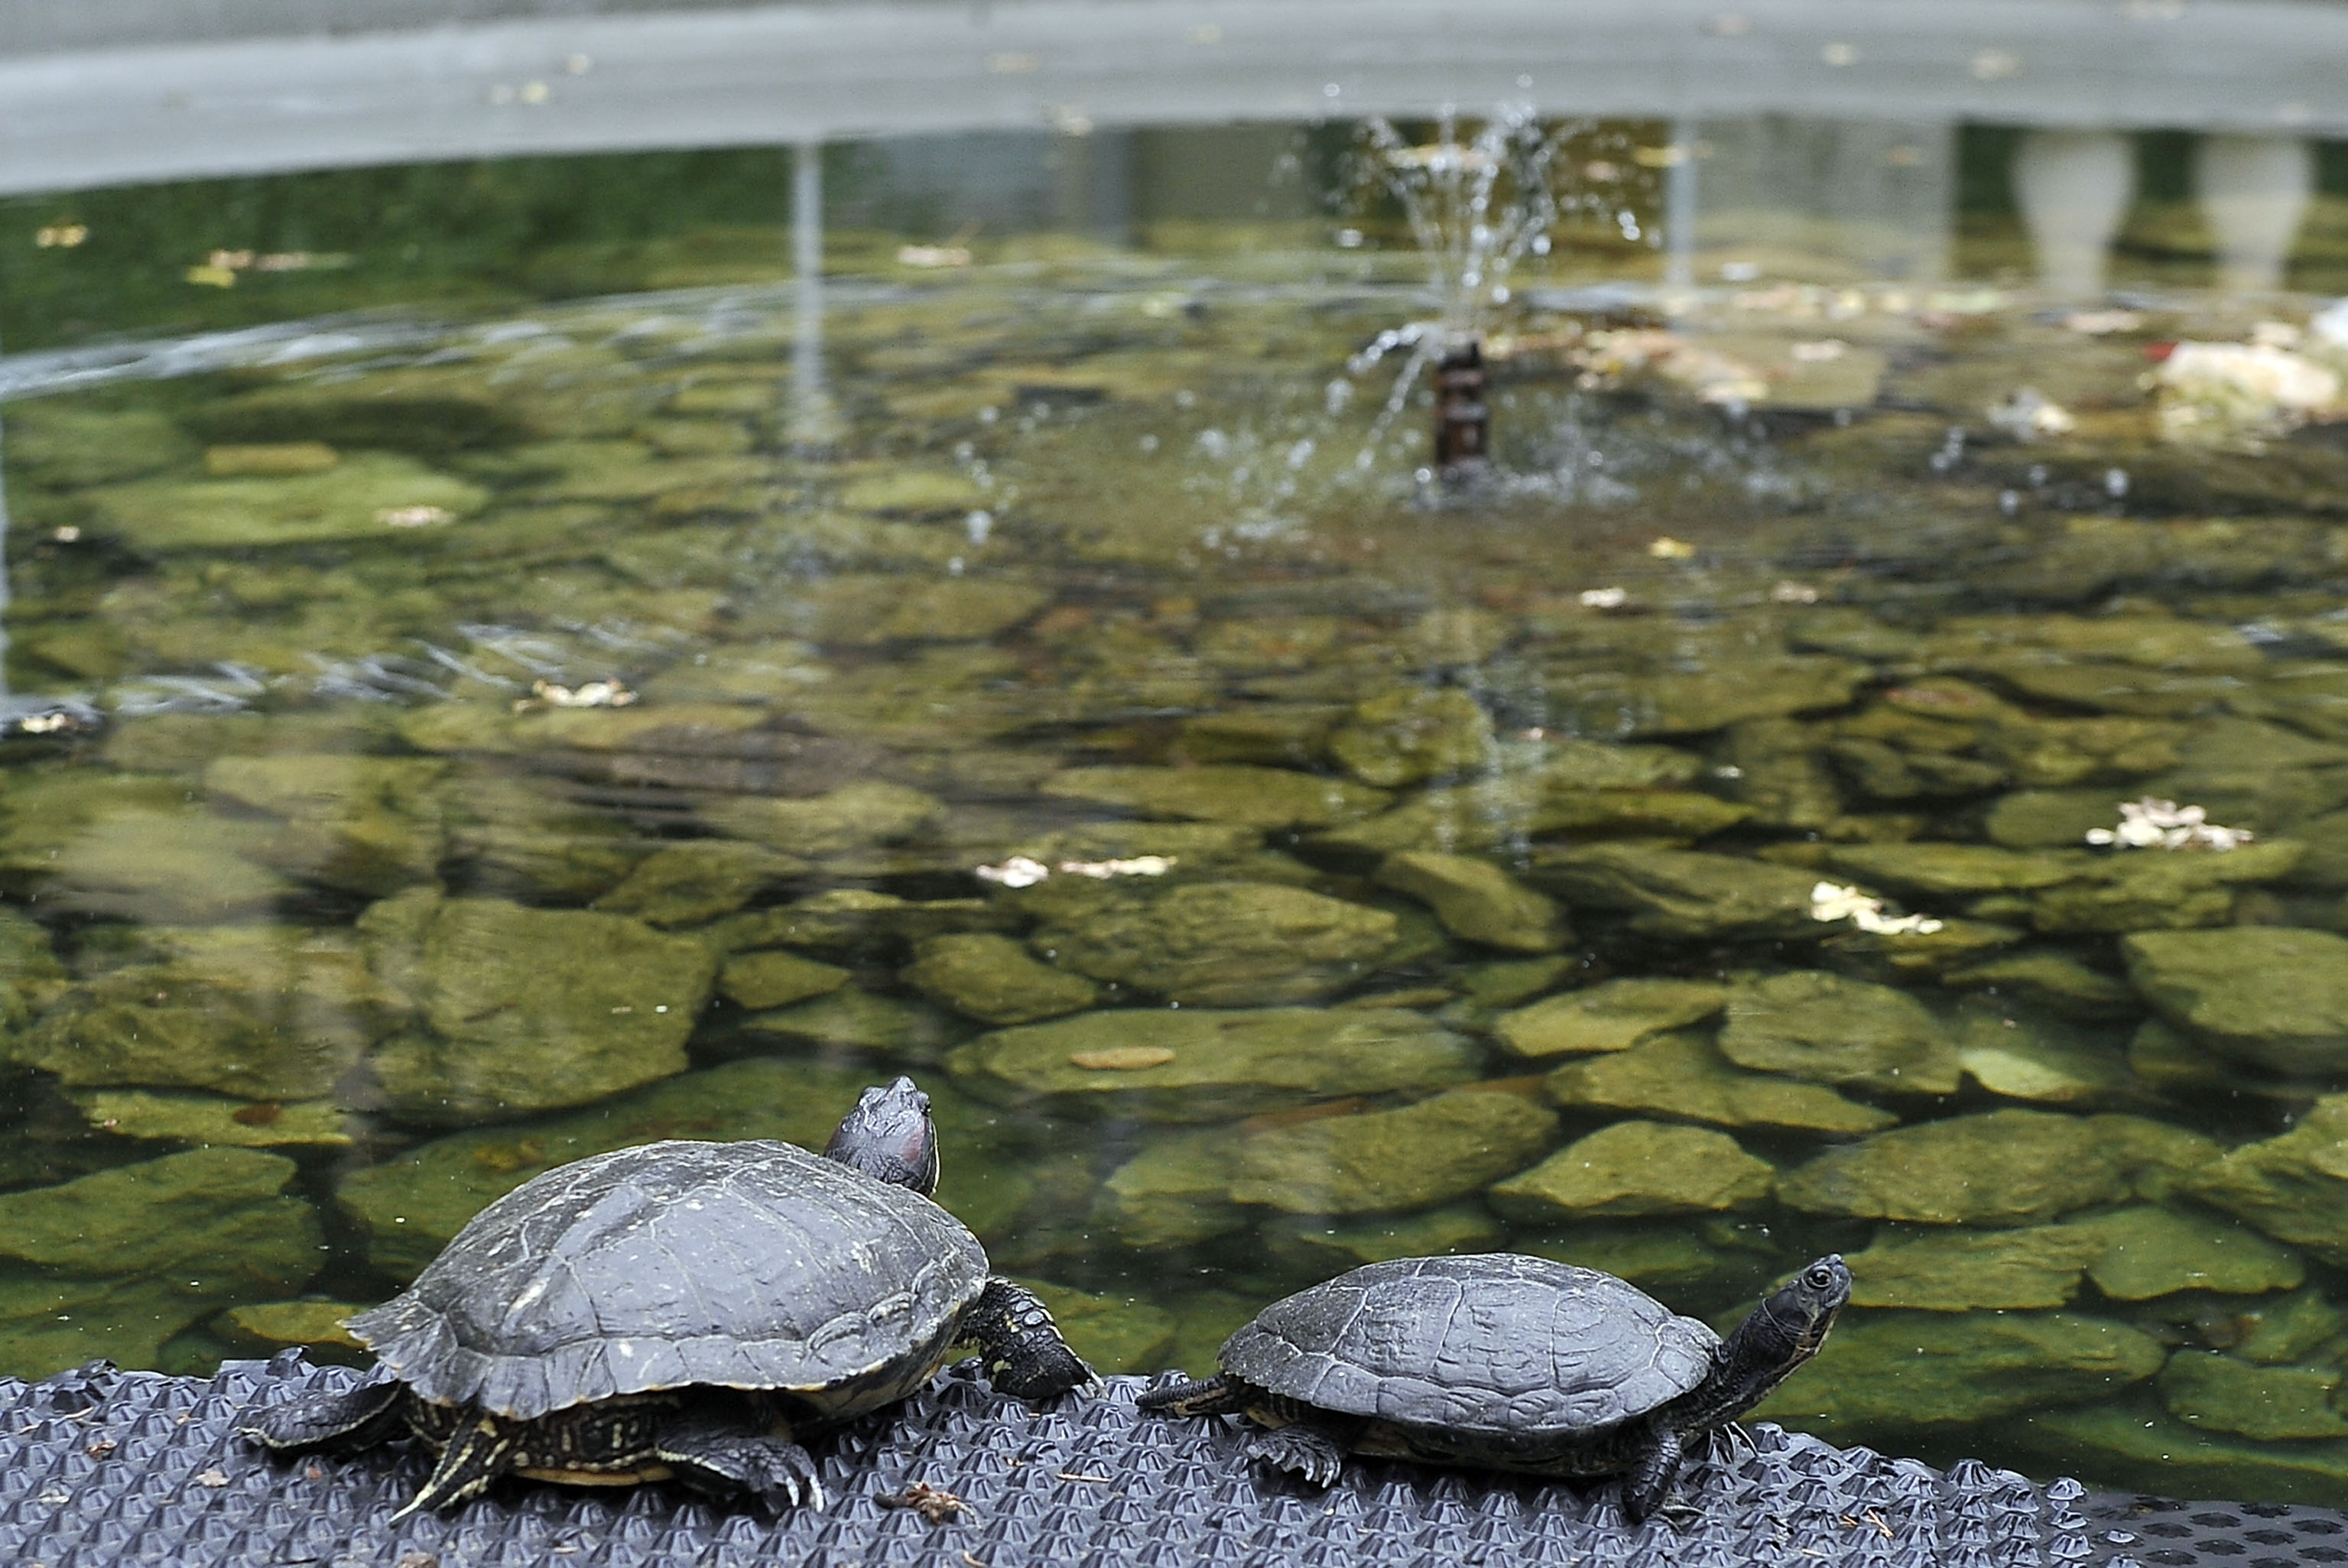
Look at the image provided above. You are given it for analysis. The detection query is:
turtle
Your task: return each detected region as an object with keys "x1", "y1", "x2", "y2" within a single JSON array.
[
  {"x1": 240, "y1": 1076, "x2": 1092, "y2": 1518},
  {"x1": 1137, "y1": 1251, "x2": 1849, "y2": 1524}
]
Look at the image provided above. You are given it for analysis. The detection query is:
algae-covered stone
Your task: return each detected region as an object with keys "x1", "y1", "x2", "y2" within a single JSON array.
[
  {"x1": 1229, "y1": 1088, "x2": 1558, "y2": 1216},
  {"x1": 1818, "y1": 842, "x2": 2088, "y2": 898},
  {"x1": 37, "y1": 800, "x2": 291, "y2": 924},
  {"x1": 2183, "y1": 1095, "x2": 2348, "y2": 1264},
  {"x1": 2123, "y1": 927, "x2": 2348, "y2": 1076},
  {"x1": 1998, "y1": 1394, "x2": 2348, "y2": 1508},
  {"x1": 1546, "y1": 1031, "x2": 1898, "y2": 1135},
  {"x1": 701, "y1": 781, "x2": 942, "y2": 855},
  {"x1": 67, "y1": 1090, "x2": 352, "y2": 1148},
  {"x1": 1549, "y1": 658, "x2": 1869, "y2": 739},
  {"x1": 2068, "y1": 1205, "x2": 2304, "y2": 1300},
  {"x1": 337, "y1": 1056, "x2": 1010, "y2": 1277},
  {"x1": 1514, "y1": 1219, "x2": 1775, "y2": 1292},
  {"x1": 1950, "y1": 998, "x2": 2134, "y2": 1105},
  {"x1": 1374, "y1": 851, "x2": 1567, "y2": 952},
  {"x1": 1778, "y1": 1109, "x2": 2190, "y2": 1226},
  {"x1": 205, "y1": 753, "x2": 447, "y2": 897},
  {"x1": 1531, "y1": 845, "x2": 1823, "y2": 940},
  {"x1": 946, "y1": 1007, "x2": 1480, "y2": 1122},
  {"x1": 15, "y1": 925, "x2": 408, "y2": 1100},
  {"x1": 1985, "y1": 790, "x2": 2133, "y2": 848},
  {"x1": 1012, "y1": 1279, "x2": 1177, "y2": 1375},
  {"x1": 1753, "y1": 1309, "x2": 2165, "y2": 1435},
  {"x1": 590, "y1": 840, "x2": 804, "y2": 927},
  {"x1": 1486, "y1": 1121, "x2": 1774, "y2": 1220},
  {"x1": 1457, "y1": 955, "x2": 1582, "y2": 1011},
  {"x1": 1031, "y1": 882, "x2": 1397, "y2": 1006},
  {"x1": 901, "y1": 932, "x2": 1099, "y2": 1024},
  {"x1": 0, "y1": 1148, "x2": 321, "y2": 1378},
  {"x1": 1718, "y1": 969, "x2": 1962, "y2": 1095},
  {"x1": 1096, "y1": 1129, "x2": 1252, "y2": 1249},
  {"x1": 211, "y1": 1300, "x2": 368, "y2": 1362},
  {"x1": 1493, "y1": 977, "x2": 1726, "y2": 1060},
  {"x1": 1845, "y1": 1226, "x2": 2108, "y2": 1310},
  {"x1": 1265, "y1": 1203, "x2": 1506, "y2": 1270},
  {"x1": 2236, "y1": 1288, "x2": 2348, "y2": 1365},
  {"x1": 1328, "y1": 687, "x2": 1496, "y2": 787},
  {"x1": 706, "y1": 888, "x2": 1010, "y2": 956},
  {"x1": 1322, "y1": 744, "x2": 1746, "y2": 855},
  {"x1": 749, "y1": 573, "x2": 1048, "y2": 644},
  {"x1": 2158, "y1": 1352, "x2": 2348, "y2": 1440},
  {"x1": 360, "y1": 891, "x2": 715, "y2": 1124},
  {"x1": 736, "y1": 985, "x2": 966, "y2": 1061},
  {"x1": 716, "y1": 949, "x2": 850, "y2": 1009},
  {"x1": 2033, "y1": 842, "x2": 2302, "y2": 935},
  {"x1": 1941, "y1": 950, "x2": 2141, "y2": 1020},
  {"x1": 84, "y1": 453, "x2": 487, "y2": 549},
  {"x1": 1041, "y1": 765, "x2": 1389, "y2": 829},
  {"x1": 1716, "y1": 717, "x2": 1843, "y2": 830},
  {"x1": 5, "y1": 403, "x2": 196, "y2": 486}
]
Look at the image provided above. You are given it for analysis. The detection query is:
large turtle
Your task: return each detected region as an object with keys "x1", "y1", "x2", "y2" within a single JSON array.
[
  {"x1": 242, "y1": 1076, "x2": 1091, "y2": 1517},
  {"x1": 1138, "y1": 1251, "x2": 1848, "y2": 1523}
]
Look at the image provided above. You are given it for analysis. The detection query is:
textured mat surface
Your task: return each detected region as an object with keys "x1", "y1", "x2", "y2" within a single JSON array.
[{"x1": 1, "y1": 1355, "x2": 2342, "y2": 1567}]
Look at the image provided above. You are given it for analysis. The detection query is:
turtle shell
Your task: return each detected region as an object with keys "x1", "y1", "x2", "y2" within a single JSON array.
[
  {"x1": 1220, "y1": 1254, "x2": 1719, "y2": 1435},
  {"x1": 347, "y1": 1139, "x2": 987, "y2": 1422}
]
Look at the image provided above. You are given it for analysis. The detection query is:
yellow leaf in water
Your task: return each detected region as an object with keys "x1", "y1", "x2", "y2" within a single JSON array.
[{"x1": 1067, "y1": 1047, "x2": 1177, "y2": 1071}]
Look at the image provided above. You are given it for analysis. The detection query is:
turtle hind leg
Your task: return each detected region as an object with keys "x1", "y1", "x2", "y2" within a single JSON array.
[
  {"x1": 238, "y1": 1375, "x2": 405, "y2": 1453},
  {"x1": 1246, "y1": 1417, "x2": 1357, "y2": 1490},
  {"x1": 654, "y1": 1417, "x2": 827, "y2": 1513},
  {"x1": 960, "y1": 1277, "x2": 1094, "y2": 1403},
  {"x1": 392, "y1": 1409, "x2": 524, "y2": 1521},
  {"x1": 1135, "y1": 1372, "x2": 1252, "y2": 1417}
]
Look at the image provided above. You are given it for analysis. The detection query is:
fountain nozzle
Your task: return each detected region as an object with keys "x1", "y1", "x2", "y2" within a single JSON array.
[{"x1": 1433, "y1": 338, "x2": 1489, "y2": 479}]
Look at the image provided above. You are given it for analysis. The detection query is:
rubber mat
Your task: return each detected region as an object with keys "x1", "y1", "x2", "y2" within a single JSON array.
[{"x1": 2, "y1": 1354, "x2": 2342, "y2": 1568}]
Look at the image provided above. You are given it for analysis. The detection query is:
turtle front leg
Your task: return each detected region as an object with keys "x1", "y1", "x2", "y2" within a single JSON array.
[
  {"x1": 1621, "y1": 1427, "x2": 1686, "y2": 1526},
  {"x1": 1245, "y1": 1414, "x2": 1359, "y2": 1490},
  {"x1": 959, "y1": 1277, "x2": 1093, "y2": 1402},
  {"x1": 238, "y1": 1373, "x2": 405, "y2": 1454},
  {"x1": 654, "y1": 1416, "x2": 827, "y2": 1513},
  {"x1": 1136, "y1": 1372, "x2": 1252, "y2": 1417}
]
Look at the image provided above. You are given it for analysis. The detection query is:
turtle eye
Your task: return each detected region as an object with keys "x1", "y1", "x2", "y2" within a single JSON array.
[{"x1": 1804, "y1": 1265, "x2": 1833, "y2": 1289}]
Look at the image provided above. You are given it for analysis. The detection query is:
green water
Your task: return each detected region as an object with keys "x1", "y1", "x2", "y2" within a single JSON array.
[{"x1": 5, "y1": 123, "x2": 2348, "y2": 1509}]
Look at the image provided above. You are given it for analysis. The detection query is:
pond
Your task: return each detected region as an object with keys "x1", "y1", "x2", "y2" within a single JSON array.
[{"x1": 5, "y1": 13, "x2": 2348, "y2": 1514}]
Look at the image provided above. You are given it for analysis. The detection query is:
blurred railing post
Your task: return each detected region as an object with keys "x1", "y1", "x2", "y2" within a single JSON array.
[
  {"x1": 2012, "y1": 128, "x2": 2134, "y2": 298},
  {"x1": 2195, "y1": 133, "x2": 2312, "y2": 294}
]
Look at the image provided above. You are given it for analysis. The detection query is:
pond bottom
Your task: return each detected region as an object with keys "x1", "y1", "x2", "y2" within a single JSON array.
[{"x1": 0, "y1": 1355, "x2": 2329, "y2": 1567}]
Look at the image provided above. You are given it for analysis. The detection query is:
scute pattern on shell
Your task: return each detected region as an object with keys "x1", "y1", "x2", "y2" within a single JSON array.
[
  {"x1": 1220, "y1": 1254, "x2": 1719, "y2": 1434},
  {"x1": 348, "y1": 1140, "x2": 989, "y2": 1421}
]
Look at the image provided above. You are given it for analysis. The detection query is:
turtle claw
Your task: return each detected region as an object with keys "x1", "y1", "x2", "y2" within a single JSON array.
[{"x1": 1245, "y1": 1426, "x2": 1348, "y2": 1489}]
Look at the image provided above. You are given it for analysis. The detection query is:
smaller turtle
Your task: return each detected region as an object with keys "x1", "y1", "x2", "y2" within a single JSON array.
[
  {"x1": 241, "y1": 1077, "x2": 1091, "y2": 1517},
  {"x1": 1138, "y1": 1251, "x2": 1849, "y2": 1523}
]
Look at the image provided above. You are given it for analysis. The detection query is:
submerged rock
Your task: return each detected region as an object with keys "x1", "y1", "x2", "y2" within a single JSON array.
[
  {"x1": 1529, "y1": 845, "x2": 1822, "y2": 940},
  {"x1": 1514, "y1": 1219, "x2": 1776, "y2": 1291},
  {"x1": 1012, "y1": 1279, "x2": 1177, "y2": 1375},
  {"x1": 1545, "y1": 1031, "x2": 1898, "y2": 1134},
  {"x1": 66, "y1": 1090, "x2": 352, "y2": 1148},
  {"x1": 945, "y1": 1007, "x2": 1481, "y2": 1122},
  {"x1": 1940, "y1": 950, "x2": 2140, "y2": 1019},
  {"x1": 2158, "y1": 1351, "x2": 2348, "y2": 1441},
  {"x1": 2031, "y1": 841, "x2": 2302, "y2": 934},
  {"x1": 15, "y1": 926, "x2": 408, "y2": 1101},
  {"x1": 1228, "y1": 1088, "x2": 1559, "y2": 1216},
  {"x1": 1547, "y1": 657, "x2": 1869, "y2": 739},
  {"x1": 1030, "y1": 881, "x2": 1397, "y2": 1006},
  {"x1": 206, "y1": 753, "x2": 447, "y2": 897},
  {"x1": 360, "y1": 890, "x2": 715, "y2": 1125},
  {"x1": 736, "y1": 986, "x2": 967, "y2": 1061},
  {"x1": 2068, "y1": 1204, "x2": 2304, "y2": 1300},
  {"x1": 1328, "y1": 687, "x2": 1496, "y2": 787},
  {"x1": 1041, "y1": 765, "x2": 1389, "y2": 828},
  {"x1": 1755, "y1": 1308, "x2": 2165, "y2": 1436},
  {"x1": 1486, "y1": 1121, "x2": 1774, "y2": 1220},
  {"x1": 1265, "y1": 1203, "x2": 1506, "y2": 1270},
  {"x1": 0, "y1": 1148, "x2": 320, "y2": 1378},
  {"x1": 1950, "y1": 998, "x2": 2135, "y2": 1105},
  {"x1": 902, "y1": 932, "x2": 1100, "y2": 1024},
  {"x1": 2184, "y1": 1095, "x2": 2348, "y2": 1264},
  {"x1": 2123, "y1": 927, "x2": 2348, "y2": 1076},
  {"x1": 1716, "y1": 969, "x2": 1961, "y2": 1095},
  {"x1": 1779, "y1": 1109, "x2": 2217, "y2": 1226},
  {"x1": 1096, "y1": 1129, "x2": 1252, "y2": 1249},
  {"x1": 84, "y1": 453, "x2": 487, "y2": 550},
  {"x1": 1373, "y1": 851, "x2": 1569, "y2": 952},
  {"x1": 1999, "y1": 1393, "x2": 2348, "y2": 1508},
  {"x1": 211, "y1": 1300, "x2": 368, "y2": 1363},
  {"x1": 1492, "y1": 977, "x2": 1727, "y2": 1060},
  {"x1": 1845, "y1": 1226, "x2": 2107, "y2": 1311},
  {"x1": 701, "y1": 780, "x2": 943, "y2": 856},
  {"x1": 714, "y1": 948, "x2": 849, "y2": 1009},
  {"x1": 589, "y1": 840, "x2": 805, "y2": 927}
]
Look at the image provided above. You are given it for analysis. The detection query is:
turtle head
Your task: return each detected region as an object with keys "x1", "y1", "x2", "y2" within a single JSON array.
[
  {"x1": 823, "y1": 1076, "x2": 940, "y2": 1196},
  {"x1": 1695, "y1": 1255, "x2": 1850, "y2": 1425}
]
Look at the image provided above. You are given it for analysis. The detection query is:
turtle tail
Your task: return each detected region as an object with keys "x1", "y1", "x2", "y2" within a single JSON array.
[
  {"x1": 393, "y1": 1409, "x2": 522, "y2": 1521},
  {"x1": 1136, "y1": 1373, "x2": 1252, "y2": 1418}
]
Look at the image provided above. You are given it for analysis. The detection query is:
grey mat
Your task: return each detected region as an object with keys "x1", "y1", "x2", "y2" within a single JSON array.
[{"x1": 2, "y1": 1354, "x2": 2341, "y2": 1567}]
